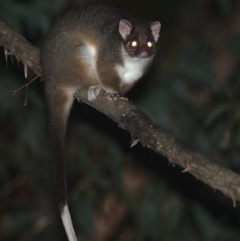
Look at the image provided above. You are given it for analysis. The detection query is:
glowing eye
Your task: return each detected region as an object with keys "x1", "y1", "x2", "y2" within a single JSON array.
[
  {"x1": 131, "y1": 41, "x2": 138, "y2": 47},
  {"x1": 147, "y1": 42, "x2": 153, "y2": 48}
]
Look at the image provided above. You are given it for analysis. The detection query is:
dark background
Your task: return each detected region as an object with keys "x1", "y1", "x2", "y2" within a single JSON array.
[{"x1": 1, "y1": 0, "x2": 240, "y2": 240}]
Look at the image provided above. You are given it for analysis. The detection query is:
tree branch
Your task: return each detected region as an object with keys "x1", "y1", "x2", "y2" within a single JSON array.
[
  {"x1": 75, "y1": 89, "x2": 240, "y2": 206},
  {"x1": 0, "y1": 16, "x2": 41, "y2": 76},
  {"x1": 1, "y1": 17, "x2": 240, "y2": 206}
]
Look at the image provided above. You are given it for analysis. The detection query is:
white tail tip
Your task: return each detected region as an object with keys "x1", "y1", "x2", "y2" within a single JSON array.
[{"x1": 61, "y1": 205, "x2": 78, "y2": 241}]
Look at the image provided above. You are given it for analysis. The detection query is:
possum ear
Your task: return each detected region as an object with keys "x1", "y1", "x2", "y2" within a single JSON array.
[
  {"x1": 150, "y1": 21, "x2": 161, "y2": 42},
  {"x1": 119, "y1": 19, "x2": 133, "y2": 40}
]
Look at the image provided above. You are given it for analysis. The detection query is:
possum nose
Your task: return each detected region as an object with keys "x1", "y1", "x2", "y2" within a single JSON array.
[{"x1": 139, "y1": 50, "x2": 148, "y2": 58}]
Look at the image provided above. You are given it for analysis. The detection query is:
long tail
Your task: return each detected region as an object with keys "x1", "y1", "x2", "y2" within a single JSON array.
[{"x1": 45, "y1": 86, "x2": 78, "y2": 241}]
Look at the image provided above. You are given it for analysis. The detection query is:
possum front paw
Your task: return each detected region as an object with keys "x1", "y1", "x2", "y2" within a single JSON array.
[
  {"x1": 87, "y1": 85, "x2": 102, "y2": 101},
  {"x1": 107, "y1": 92, "x2": 128, "y2": 101}
]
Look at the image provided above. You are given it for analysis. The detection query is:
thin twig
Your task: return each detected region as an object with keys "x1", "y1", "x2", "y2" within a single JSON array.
[{"x1": 8, "y1": 75, "x2": 39, "y2": 105}]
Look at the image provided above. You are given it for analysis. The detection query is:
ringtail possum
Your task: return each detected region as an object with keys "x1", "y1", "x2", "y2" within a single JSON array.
[{"x1": 41, "y1": 4, "x2": 161, "y2": 241}]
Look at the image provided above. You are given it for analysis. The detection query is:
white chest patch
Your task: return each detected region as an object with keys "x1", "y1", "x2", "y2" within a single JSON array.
[{"x1": 115, "y1": 47, "x2": 151, "y2": 84}]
